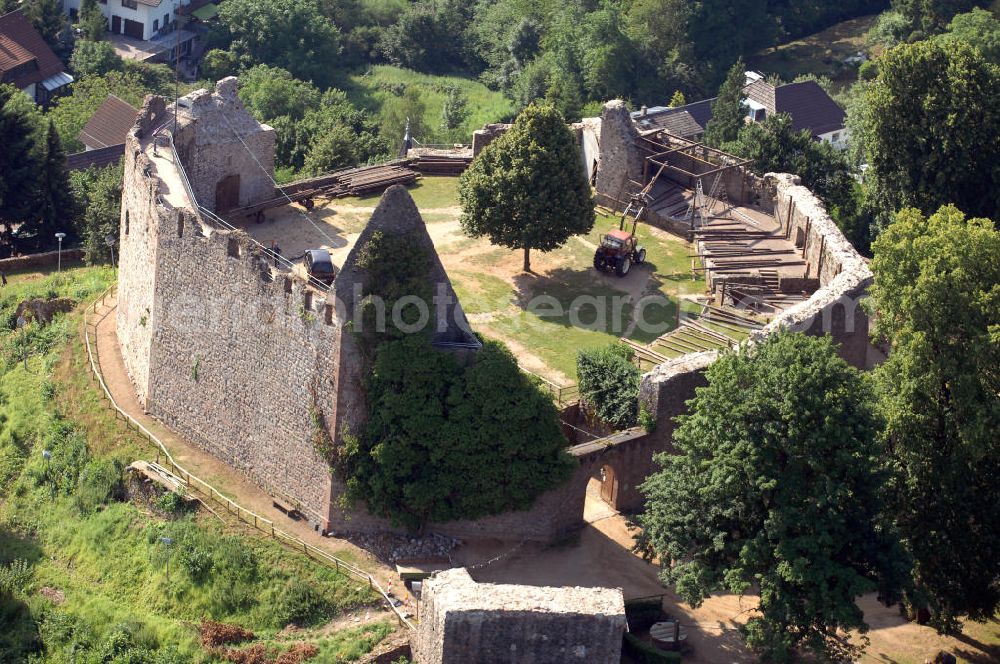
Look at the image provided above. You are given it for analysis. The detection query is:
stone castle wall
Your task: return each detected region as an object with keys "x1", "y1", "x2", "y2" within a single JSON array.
[
  {"x1": 117, "y1": 86, "x2": 341, "y2": 527},
  {"x1": 415, "y1": 568, "x2": 626, "y2": 664}
]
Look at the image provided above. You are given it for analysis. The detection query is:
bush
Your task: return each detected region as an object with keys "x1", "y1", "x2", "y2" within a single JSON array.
[
  {"x1": 271, "y1": 579, "x2": 330, "y2": 628},
  {"x1": 179, "y1": 543, "x2": 214, "y2": 585},
  {"x1": 577, "y1": 343, "x2": 640, "y2": 430},
  {"x1": 0, "y1": 559, "x2": 32, "y2": 596},
  {"x1": 622, "y1": 632, "x2": 682, "y2": 664},
  {"x1": 75, "y1": 457, "x2": 123, "y2": 512},
  {"x1": 198, "y1": 620, "x2": 255, "y2": 647}
]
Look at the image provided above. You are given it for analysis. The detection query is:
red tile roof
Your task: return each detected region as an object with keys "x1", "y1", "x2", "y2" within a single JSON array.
[
  {"x1": 78, "y1": 94, "x2": 139, "y2": 149},
  {"x1": 0, "y1": 10, "x2": 65, "y2": 90}
]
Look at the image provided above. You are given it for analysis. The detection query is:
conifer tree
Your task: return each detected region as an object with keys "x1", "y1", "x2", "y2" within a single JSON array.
[{"x1": 704, "y1": 58, "x2": 747, "y2": 146}]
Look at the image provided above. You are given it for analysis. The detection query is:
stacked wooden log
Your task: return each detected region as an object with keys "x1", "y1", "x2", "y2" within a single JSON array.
[{"x1": 411, "y1": 154, "x2": 472, "y2": 175}]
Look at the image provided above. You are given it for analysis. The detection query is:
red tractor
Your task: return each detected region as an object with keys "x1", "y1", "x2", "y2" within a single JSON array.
[{"x1": 593, "y1": 196, "x2": 647, "y2": 277}]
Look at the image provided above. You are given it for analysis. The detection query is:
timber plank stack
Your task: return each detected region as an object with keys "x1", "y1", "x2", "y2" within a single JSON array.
[{"x1": 411, "y1": 154, "x2": 473, "y2": 175}]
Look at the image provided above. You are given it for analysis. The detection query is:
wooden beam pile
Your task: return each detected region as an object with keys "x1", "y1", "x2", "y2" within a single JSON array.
[{"x1": 411, "y1": 154, "x2": 472, "y2": 175}]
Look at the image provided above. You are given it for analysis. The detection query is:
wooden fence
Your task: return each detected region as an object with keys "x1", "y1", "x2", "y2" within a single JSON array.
[{"x1": 82, "y1": 287, "x2": 415, "y2": 631}]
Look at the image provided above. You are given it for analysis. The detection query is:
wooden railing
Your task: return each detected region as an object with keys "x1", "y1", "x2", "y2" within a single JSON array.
[
  {"x1": 519, "y1": 365, "x2": 579, "y2": 407},
  {"x1": 82, "y1": 287, "x2": 414, "y2": 630}
]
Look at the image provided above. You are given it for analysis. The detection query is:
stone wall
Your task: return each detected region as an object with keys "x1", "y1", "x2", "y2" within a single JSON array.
[
  {"x1": 471, "y1": 123, "x2": 511, "y2": 157},
  {"x1": 0, "y1": 248, "x2": 84, "y2": 272},
  {"x1": 414, "y1": 568, "x2": 626, "y2": 664},
  {"x1": 118, "y1": 90, "x2": 340, "y2": 528},
  {"x1": 593, "y1": 100, "x2": 643, "y2": 209},
  {"x1": 170, "y1": 77, "x2": 275, "y2": 213}
]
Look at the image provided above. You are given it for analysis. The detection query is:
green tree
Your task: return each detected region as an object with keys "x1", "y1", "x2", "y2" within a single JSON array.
[
  {"x1": 703, "y1": 58, "x2": 747, "y2": 147},
  {"x1": 200, "y1": 49, "x2": 239, "y2": 81},
  {"x1": 0, "y1": 85, "x2": 43, "y2": 232},
  {"x1": 868, "y1": 204, "x2": 1000, "y2": 633},
  {"x1": 577, "y1": 343, "x2": 639, "y2": 430},
  {"x1": 78, "y1": 0, "x2": 106, "y2": 40},
  {"x1": 668, "y1": 90, "x2": 686, "y2": 107},
  {"x1": 238, "y1": 65, "x2": 320, "y2": 123},
  {"x1": 69, "y1": 161, "x2": 123, "y2": 263},
  {"x1": 343, "y1": 335, "x2": 574, "y2": 532},
  {"x1": 459, "y1": 104, "x2": 595, "y2": 272},
  {"x1": 637, "y1": 331, "x2": 905, "y2": 662},
  {"x1": 857, "y1": 40, "x2": 1000, "y2": 228},
  {"x1": 440, "y1": 86, "x2": 469, "y2": 132},
  {"x1": 216, "y1": 0, "x2": 341, "y2": 86},
  {"x1": 22, "y1": 0, "x2": 69, "y2": 55},
  {"x1": 26, "y1": 120, "x2": 77, "y2": 248},
  {"x1": 893, "y1": 0, "x2": 980, "y2": 35},
  {"x1": 937, "y1": 8, "x2": 1000, "y2": 63},
  {"x1": 70, "y1": 40, "x2": 122, "y2": 78},
  {"x1": 380, "y1": 86, "x2": 429, "y2": 147}
]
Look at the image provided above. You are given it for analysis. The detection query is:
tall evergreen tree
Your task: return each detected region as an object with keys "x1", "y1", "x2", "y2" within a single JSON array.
[
  {"x1": 28, "y1": 120, "x2": 77, "y2": 247},
  {"x1": 703, "y1": 58, "x2": 747, "y2": 147},
  {"x1": 0, "y1": 85, "x2": 42, "y2": 235}
]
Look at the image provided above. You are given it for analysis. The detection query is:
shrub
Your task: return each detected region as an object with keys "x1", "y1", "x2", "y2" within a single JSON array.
[
  {"x1": 0, "y1": 559, "x2": 32, "y2": 596},
  {"x1": 622, "y1": 632, "x2": 682, "y2": 664},
  {"x1": 75, "y1": 457, "x2": 123, "y2": 512},
  {"x1": 180, "y1": 543, "x2": 214, "y2": 584},
  {"x1": 271, "y1": 579, "x2": 330, "y2": 628},
  {"x1": 275, "y1": 643, "x2": 320, "y2": 664},
  {"x1": 577, "y1": 343, "x2": 640, "y2": 430}
]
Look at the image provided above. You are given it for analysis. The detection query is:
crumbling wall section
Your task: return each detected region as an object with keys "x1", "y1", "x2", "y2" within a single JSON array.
[
  {"x1": 117, "y1": 93, "x2": 339, "y2": 527},
  {"x1": 170, "y1": 77, "x2": 275, "y2": 212},
  {"x1": 415, "y1": 568, "x2": 626, "y2": 664},
  {"x1": 594, "y1": 100, "x2": 643, "y2": 209}
]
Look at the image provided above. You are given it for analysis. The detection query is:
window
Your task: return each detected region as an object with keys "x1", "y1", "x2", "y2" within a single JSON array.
[
  {"x1": 163, "y1": 12, "x2": 169, "y2": 25},
  {"x1": 122, "y1": 0, "x2": 137, "y2": 9},
  {"x1": 831, "y1": 132, "x2": 840, "y2": 142},
  {"x1": 152, "y1": 18, "x2": 158, "y2": 31}
]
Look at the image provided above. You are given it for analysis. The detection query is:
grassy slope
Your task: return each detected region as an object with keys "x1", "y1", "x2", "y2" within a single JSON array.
[
  {"x1": 747, "y1": 14, "x2": 879, "y2": 92},
  {"x1": 344, "y1": 65, "x2": 513, "y2": 143},
  {"x1": 0, "y1": 267, "x2": 391, "y2": 662}
]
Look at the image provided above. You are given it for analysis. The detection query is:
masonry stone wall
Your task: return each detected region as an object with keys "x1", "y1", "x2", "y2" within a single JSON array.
[
  {"x1": 171, "y1": 77, "x2": 275, "y2": 212},
  {"x1": 117, "y1": 87, "x2": 341, "y2": 527},
  {"x1": 415, "y1": 568, "x2": 626, "y2": 664},
  {"x1": 593, "y1": 100, "x2": 643, "y2": 209}
]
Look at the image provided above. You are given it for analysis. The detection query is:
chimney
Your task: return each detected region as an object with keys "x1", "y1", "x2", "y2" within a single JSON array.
[{"x1": 640, "y1": 105, "x2": 648, "y2": 117}]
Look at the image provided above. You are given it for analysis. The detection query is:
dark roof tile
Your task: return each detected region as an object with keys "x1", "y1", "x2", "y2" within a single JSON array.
[
  {"x1": 0, "y1": 10, "x2": 64, "y2": 89},
  {"x1": 78, "y1": 94, "x2": 139, "y2": 149}
]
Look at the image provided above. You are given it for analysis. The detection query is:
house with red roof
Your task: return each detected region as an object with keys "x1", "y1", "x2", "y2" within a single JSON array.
[{"x1": 0, "y1": 9, "x2": 73, "y2": 105}]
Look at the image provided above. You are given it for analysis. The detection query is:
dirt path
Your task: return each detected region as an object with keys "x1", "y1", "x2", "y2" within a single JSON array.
[{"x1": 91, "y1": 296, "x2": 398, "y2": 592}]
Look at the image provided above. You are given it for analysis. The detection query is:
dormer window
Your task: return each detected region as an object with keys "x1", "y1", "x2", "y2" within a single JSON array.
[{"x1": 745, "y1": 99, "x2": 767, "y2": 123}]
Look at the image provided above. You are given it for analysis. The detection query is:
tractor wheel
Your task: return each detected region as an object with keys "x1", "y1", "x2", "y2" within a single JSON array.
[
  {"x1": 635, "y1": 247, "x2": 647, "y2": 264},
  {"x1": 593, "y1": 252, "x2": 604, "y2": 271},
  {"x1": 616, "y1": 256, "x2": 631, "y2": 277}
]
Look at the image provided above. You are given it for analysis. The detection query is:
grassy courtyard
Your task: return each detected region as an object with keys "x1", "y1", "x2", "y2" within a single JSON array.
[{"x1": 320, "y1": 177, "x2": 708, "y2": 385}]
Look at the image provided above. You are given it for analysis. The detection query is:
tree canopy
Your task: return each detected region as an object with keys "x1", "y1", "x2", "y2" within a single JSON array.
[
  {"x1": 215, "y1": 0, "x2": 342, "y2": 86},
  {"x1": 868, "y1": 204, "x2": 1000, "y2": 632},
  {"x1": 637, "y1": 331, "x2": 905, "y2": 662},
  {"x1": 577, "y1": 343, "x2": 640, "y2": 431},
  {"x1": 459, "y1": 104, "x2": 594, "y2": 272},
  {"x1": 856, "y1": 39, "x2": 1000, "y2": 228}
]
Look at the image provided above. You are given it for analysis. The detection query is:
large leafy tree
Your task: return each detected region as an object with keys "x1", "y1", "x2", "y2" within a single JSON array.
[
  {"x1": 577, "y1": 343, "x2": 640, "y2": 431},
  {"x1": 637, "y1": 331, "x2": 905, "y2": 662},
  {"x1": 869, "y1": 204, "x2": 1000, "y2": 632},
  {"x1": 215, "y1": 0, "x2": 341, "y2": 86},
  {"x1": 703, "y1": 58, "x2": 747, "y2": 147},
  {"x1": 936, "y1": 8, "x2": 1000, "y2": 64},
  {"x1": 857, "y1": 39, "x2": 1000, "y2": 229},
  {"x1": 459, "y1": 104, "x2": 594, "y2": 272}
]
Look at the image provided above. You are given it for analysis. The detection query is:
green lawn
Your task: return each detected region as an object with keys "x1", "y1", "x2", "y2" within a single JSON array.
[
  {"x1": 345, "y1": 65, "x2": 514, "y2": 144},
  {"x1": 747, "y1": 14, "x2": 879, "y2": 92},
  {"x1": 0, "y1": 266, "x2": 392, "y2": 662}
]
